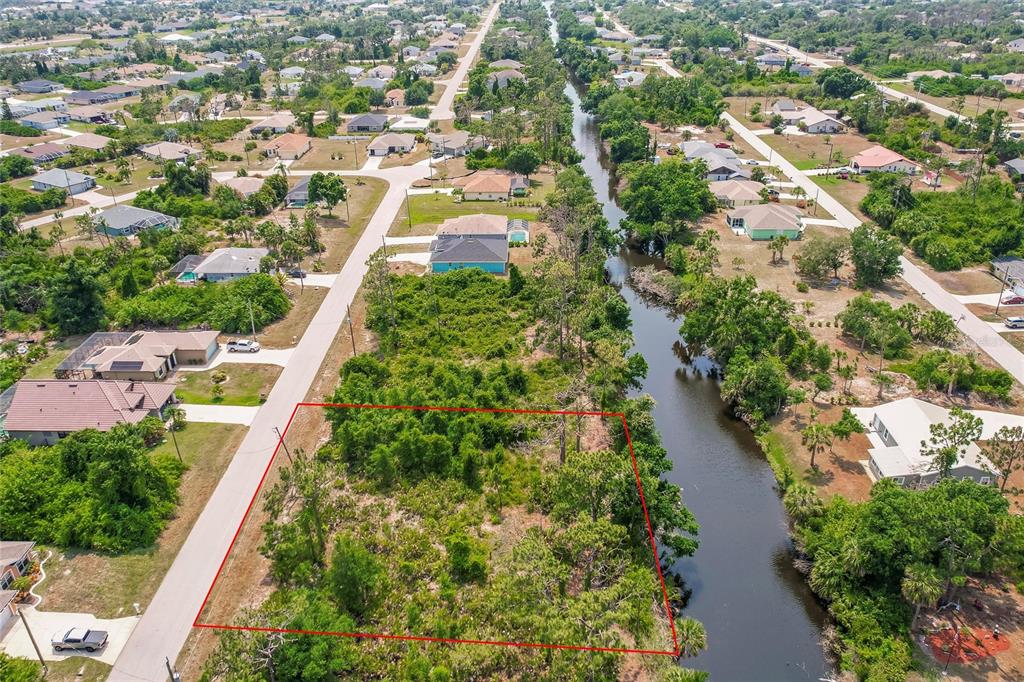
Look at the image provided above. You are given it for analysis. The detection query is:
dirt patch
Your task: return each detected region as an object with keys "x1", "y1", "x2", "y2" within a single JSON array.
[{"x1": 928, "y1": 627, "x2": 1010, "y2": 664}]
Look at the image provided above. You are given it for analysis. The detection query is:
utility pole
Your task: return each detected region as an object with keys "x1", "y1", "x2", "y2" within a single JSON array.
[
  {"x1": 346, "y1": 303, "x2": 357, "y2": 354},
  {"x1": 995, "y1": 265, "x2": 1011, "y2": 316},
  {"x1": 18, "y1": 608, "x2": 47, "y2": 674},
  {"x1": 165, "y1": 656, "x2": 180, "y2": 681},
  {"x1": 273, "y1": 426, "x2": 293, "y2": 463},
  {"x1": 247, "y1": 299, "x2": 256, "y2": 341},
  {"x1": 169, "y1": 423, "x2": 182, "y2": 463},
  {"x1": 405, "y1": 187, "x2": 412, "y2": 230}
]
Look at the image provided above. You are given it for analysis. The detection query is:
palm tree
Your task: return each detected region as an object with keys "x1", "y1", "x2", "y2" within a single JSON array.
[
  {"x1": 939, "y1": 353, "x2": 973, "y2": 395},
  {"x1": 676, "y1": 618, "x2": 707, "y2": 660},
  {"x1": 801, "y1": 422, "x2": 831, "y2": 470},
  {"x1": 51, "y1": 210, "x2": 65, "y2": 256},
  {"x1": 783, "y1": 483, "x2": 823, "y2": 522},
  {"x1": 902, "y1": 562, "x2": 942, "y2": 629}
]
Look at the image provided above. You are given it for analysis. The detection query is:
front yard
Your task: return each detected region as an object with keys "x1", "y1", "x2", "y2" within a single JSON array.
[
  {"x1": 173, "y1": 364, "x2": 281, "y2": 405},
  {"x1": 34, "y1": 422, "x2": 247, "y2": 619}
]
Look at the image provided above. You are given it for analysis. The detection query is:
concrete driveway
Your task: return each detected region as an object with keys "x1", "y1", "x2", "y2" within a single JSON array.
[
  {"x1": 180, "y1": 404, "x2": 260, "y2": 426},
  {"x1": 176, "y1": 347, "x2": 293, "y2": 371},
  {"x1": 290, "y1": 273, "x2": 337, "y2": 287},
  {"x1": 1, "y1": 607, "x2": 138, "y2": 666}
]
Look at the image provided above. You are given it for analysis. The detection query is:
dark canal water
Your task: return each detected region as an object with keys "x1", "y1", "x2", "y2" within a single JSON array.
[{"x1": 546, "y1": 8, "x2": 833, "y2": 679}]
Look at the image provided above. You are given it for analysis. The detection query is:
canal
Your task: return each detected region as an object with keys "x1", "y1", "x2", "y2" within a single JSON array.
[{"x1": 547, "y1": 6, "x2": 833, "y2": 679}]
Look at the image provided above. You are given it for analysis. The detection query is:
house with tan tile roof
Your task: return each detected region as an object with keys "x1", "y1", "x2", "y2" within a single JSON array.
[
  {"x1": 266, "y1": 132, "x2": 313, "y2": 160},
  {"x1": 0, "y1": 380, "x2": 177, "y2": 446}
]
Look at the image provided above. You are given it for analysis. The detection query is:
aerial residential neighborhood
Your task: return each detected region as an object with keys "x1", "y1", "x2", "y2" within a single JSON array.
[{"x1": 3, "y1": 0, "x2": 1024, "y2": 680}]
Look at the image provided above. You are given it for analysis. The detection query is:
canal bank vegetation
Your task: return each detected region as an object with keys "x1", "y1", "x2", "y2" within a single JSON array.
[{"x1": 200, "y1": 164, "x2": 707, "y2": 679}]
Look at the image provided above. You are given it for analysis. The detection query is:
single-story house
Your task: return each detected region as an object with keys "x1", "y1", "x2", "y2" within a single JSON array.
[
  {"x1": 68, "y1": 330, "x2": 220, "y2": 381},
  {"x1": 411, "y1": 63, "x2": 438, "y2": 77},
  {"x1": 94, "y1": 84, "x2": 140, "y2": 99},
  {"x1": 1003, "y1": 158, "x2": 1024, "y2": 177},
  {"x1": 487, "y1": 69, "x2": 526, "y2": 90},
  {"x1": 429, "y1": 234, "x2": 509, "y2": 274},
  {"x1": 266, "y1": 132, "x2": 313, "y2": 160},
  {"x1": 94, "y1": 205, "x2": 178, "y2": 236},
  {"x1": 347, "y1": 113, "x2": 390, "y2": 133},
  {"x1": 175, "y1": 247, "x2": 269, "y2": 283},
  {"x1": 219, "y1": 175, "x2": 266, "y2": 197},
  {"x1": 280, "y1": 66, "x2": 306, "y2": 79},
  {"x1": 436, "y1": 213, "x2": 530, "y2": 243},
  {"x1": 850, "y1": 145, "x2": 919, "y2": 174},
  {"x1": 68, "y1": 105, "x2": 113, "y2": 124},
  {"x1": 1008, "y1": 38, "x2": 1024, "y2": 53},
  {"x1": 454, "y1": 171, "x2": 529, "y2": 200},
  {"x1": 0, "y1": 541, "x2": 34, "y2": 607},
  {"x1": 140, "y1": 141, "x2": 202, "y2": 163},
  {"x1": 285, "y1": 177, "x2": 311, "y2": 207},
  {"x1": 367, "y1": 132, "x2": 415, "y2": 157},
  {"x1": 61, "y1": 132, "x2": 113, "y2": 152},
  {"x1": 385, "y1": 88, "x2": 405, "y2": 107},
  {"x1": 31, "y1": 169, "x2": 96, "y2": 195},
  {"x1": 355, "y1": 77, "x2": 389, "y2": 91},
  {"x1": 9, "y1": 143, "x2": 70, "y2": 165},
  {"x1": 490, "y1": 59, "x2": 524, "y2": 69},
  {"x1": 708, "y1": 179, "x2": 766, "y2": 207},
  {"x1": 726, "y1": 203, "x2": 805, "y2": 240},
  {"x1": 64, "y1": 90, "x2": 117, "y2": 106},
  {"x1": 427, "y1": 130, "x2": 486, "y2": 157},
  {"x1": 0, "y1": 380, "x2": 177, "y2": 445},
  {"x1": 250, "y1": 112, "x2": 296, "y2": 134},
  {"x1": 793, "y1": 107, "x2": 843, "y2": 133},
  {"x1": 343, "y1": 65, "x2": 365, "y2": 78},
  {"x1": 906, "y1": 69, "x2": 957, "y2": 81},
  {"x1": 613, "y1": 70, "x2": 647, "y2": 88},
  {"x1": 315, "y1": 33, "x2": 336, "y2": 42},
  {"x1": 857, "y1": 398, "x2": 996, "y2": 487},
  {"x1": 127, "y1": 77, "x2": 171, "y2": 91},
  {"x1": 16, "y1": 79, "x2": 61, "y2": 93},
  {"x1": 681, "y1": 141, "x2": 749, "y2": 181},
  {"x1": 18, "y1": 110, "x2": 70, "y2": 130},
  {"x1": 367, "y1": 65, "x2": 396, "y2": 80}
]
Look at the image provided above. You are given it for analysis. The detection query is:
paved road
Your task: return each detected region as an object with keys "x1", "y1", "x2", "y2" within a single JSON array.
[
  {"x1": 431, "y1": 1, "x2": 501, "y2": 120},
  {"x1": 109, "y1": 162, "x2": 430, "y2": 682},
  {"x1": 722, "y1": 112, "x2": 861, "y2": 229},
  {"x1": 743, "y1": 32, "x2": 965, "y2": 122},
  {"x1": 642, "y1": 56, "x2": 1024, "y2": 386}
]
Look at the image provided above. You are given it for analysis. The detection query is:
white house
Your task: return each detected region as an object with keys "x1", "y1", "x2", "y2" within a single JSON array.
[
  {"x1": 850, "y1": 145, "x2": 919, "y2": 174},
  {"x1": 855, "y1": 398, "x2": 997, "y2": 488},
  {"x1": 367, "y1": 132, "x2": 415, "y2": 157}
]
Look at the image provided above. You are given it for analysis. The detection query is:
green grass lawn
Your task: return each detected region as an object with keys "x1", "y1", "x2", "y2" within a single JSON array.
[
  {"x1": 793, "y1": 158, "x2": 819, "y2": 171},
  {"x1": 410, "y1": 194, "x2": 537, "y2": 225},
  {"x1": 813, "y1": 175, "x2": 842, "y2": 187},
  {"x1": 173, "y1": 364, "x2": 281, "y2": 406}
]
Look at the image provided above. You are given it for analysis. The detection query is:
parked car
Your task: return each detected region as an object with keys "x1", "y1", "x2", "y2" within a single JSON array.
[
  {"x1": 1004, "y1": 317, "x2": 1024, "y2": 329},
  {"x1": 432, "y1": 150, "x2": 444, "y2": 159},
  {"x1": 226, "y1": 339, "x2": 261, "y2": 353},
  {"x1": 52, "y1": 628, "x2": 108, "y2": 652},
  {"x1": 714, "y1": 142, "x2": 731, "y2": 149},
  {"x1": 287, "y1": 268, "x2": 307, "y2": 278}
]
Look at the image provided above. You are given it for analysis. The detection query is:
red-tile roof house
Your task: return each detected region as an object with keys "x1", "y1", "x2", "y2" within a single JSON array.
[{"x1": 1, "y1": 380, "x2": 177, "y2": 446}]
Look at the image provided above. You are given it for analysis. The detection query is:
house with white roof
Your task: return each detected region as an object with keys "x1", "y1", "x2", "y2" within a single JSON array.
[{"x1": 855, "y1": 398, "x2": 996, "y2": 488}]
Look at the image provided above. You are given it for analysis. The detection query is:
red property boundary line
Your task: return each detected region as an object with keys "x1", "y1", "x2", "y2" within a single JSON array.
[{"x1": 193, "y1": 402, "x2": 681, "y2": 657}]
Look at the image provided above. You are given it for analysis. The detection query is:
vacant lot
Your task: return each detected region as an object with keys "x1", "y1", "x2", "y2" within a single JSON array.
[
  {"x1": 390, "y1": 187, "x2": 544, "y2": 237},
  {"x1": 174, "y1": 364, "x2": 281, "y2": 405},
  {"x1": 35, "y1": 422, "x2": 247, "y2": 618},
  {"x1": 289, "y1": 138, "x2": 370, "y2": 171},
  {"x1": 760, "y1": 130, "x2": 875, "y2": 171},
  {"x1": 887, "y1": 81, "x2": 1024, "y2": 118}
]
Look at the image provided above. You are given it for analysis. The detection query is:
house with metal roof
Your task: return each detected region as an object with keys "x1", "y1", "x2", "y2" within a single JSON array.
[
  {"x1": 347, "y1": 113, "x2": 390, "y2": 133},
  {"x1": 726, "y1": 203, "x2": 805, "y2": 241},
  {"x1": 0, "y1": 380, "x2": 177, "y2": 446},
  {"x1": 93, "y1": 205, "x2": 178, "y2": 237},
  {"x1": 854, "y1": 398, "x2": 997, "y2": 488},
  {"x1": 31, "y1": 168, "x2": 96, "y2": 195},
  {"x1": 175, "y1": 247, "x2": 270, "y2": 283},
  {"x1": 429, "y1": 235, "x2": 509, "y2": 274},
  {"x1": 16, "y1": 79, "x2": 61, "y2": 93},
  {"x1": 18, "y1": 110, "x2": 70, "y2": 130}
]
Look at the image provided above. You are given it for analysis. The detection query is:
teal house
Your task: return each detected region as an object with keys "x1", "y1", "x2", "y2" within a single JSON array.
[
  {"x1": 429, "y1": 235, "x2": 508, "y2": 274},
  {"x1": 726, "y1": 203, "x2": 804, "y2": 241}
]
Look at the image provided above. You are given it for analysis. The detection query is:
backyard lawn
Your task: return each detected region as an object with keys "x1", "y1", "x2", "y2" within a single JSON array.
[
  {"x1": 34, "y1": 422, "x2": 247, "y2": 618},
  {"x1": 173, "y1": 364, "x2": 281, "y2": 405}
]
